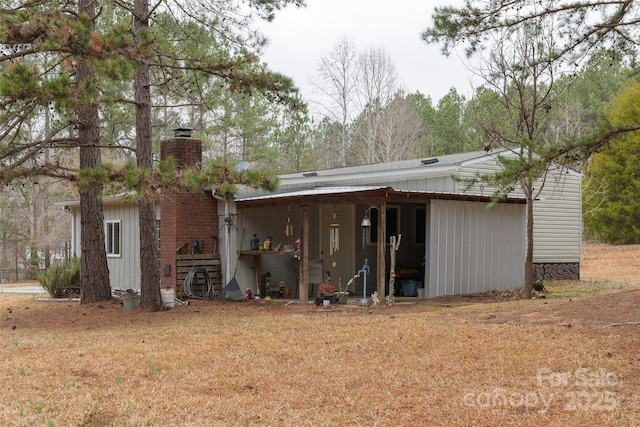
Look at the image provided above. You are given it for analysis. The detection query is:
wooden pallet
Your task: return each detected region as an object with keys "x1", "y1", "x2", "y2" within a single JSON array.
[{"x1": 175, "y1": 253, "x2": 222, "y2": 298}]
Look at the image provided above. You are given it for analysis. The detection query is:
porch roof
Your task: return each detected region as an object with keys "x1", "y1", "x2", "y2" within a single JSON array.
[{"x1": 234, "y1": 186, "x2": 525, "y2": 208}]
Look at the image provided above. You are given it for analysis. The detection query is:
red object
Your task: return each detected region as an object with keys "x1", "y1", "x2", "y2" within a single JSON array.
[{"x1": 246, "y1": 289, "x2": 252, "y2": 299}]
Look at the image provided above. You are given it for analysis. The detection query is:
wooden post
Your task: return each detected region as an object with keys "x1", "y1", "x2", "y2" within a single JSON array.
[
  {"x1": 377, "y1": 202, "x2": 386, "y2": 301},
  {"x1": 388, "y1": 234, "x2": 401, "y2": 306},
  {"x1": 299, "y1": 204, "x2": 309, "y2": 303}
]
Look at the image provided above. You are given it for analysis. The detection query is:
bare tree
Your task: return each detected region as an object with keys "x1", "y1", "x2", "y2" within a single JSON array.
[
  {"x1": 464, "y1": 20, "x2": 569, "y2": 298},
  {"x1": 372, "y1": 93, "x2": 423, "y2": 163},
  {"x1": 352, "y1": 46, "x2": 399, "y2": 164},
  {"x1": 424, "y1": 0, "x2": 640, "y2": 164},
  {"x1": 311, "y1": 37, "x2": 360, "y2": 167}
]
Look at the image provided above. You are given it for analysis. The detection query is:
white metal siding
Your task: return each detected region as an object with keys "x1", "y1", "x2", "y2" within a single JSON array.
[
  {"x1": 104, "y1": 203, "x2": 141, "y2": 290},
  {"x1": 427, "y1": 200, "x2": 525, "y2": 298},
  {"x1": 456, "y1": 157, "x2": 581, "y2": 264},
  {"x1": 532, "y1": 169, "x2": 581, "y2": 262},
  {"x1": 377, "y1": 176, "x2": 457, "y2": 193},
  {"x1": 71, "y1": 202, "x2": 142, "y2": 291}
]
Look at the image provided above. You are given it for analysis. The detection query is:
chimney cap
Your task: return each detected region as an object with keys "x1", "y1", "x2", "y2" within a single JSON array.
[{"x1": 172, "y1": 127, "x2": 194, "y2": 138}]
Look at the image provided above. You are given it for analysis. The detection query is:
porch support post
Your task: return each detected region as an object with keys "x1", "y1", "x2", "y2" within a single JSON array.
[
  {"x1": 377, "y1": 201, "x2": 386, "y2": 300},
  {"x1": 299, "y1": 204, "x2": 309, "y2": 303}
]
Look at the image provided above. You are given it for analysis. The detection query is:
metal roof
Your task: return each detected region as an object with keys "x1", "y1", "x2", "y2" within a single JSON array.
[
  {"x1": 277, "y1": 151, "x2": 489, "y2": 180},
  {"x1": 235, "y1": 185, "x2": 525, "y2": 207},
  {"x1": 266, "y1": 151, "x2": 500, "y2": 191},
  {"x1": 235, "y1": 186, "x2": 387, "y2": 202}
]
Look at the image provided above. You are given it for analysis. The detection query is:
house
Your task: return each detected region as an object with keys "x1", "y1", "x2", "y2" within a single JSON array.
[
  {"x1": 64, "y1": 132, "x2": 581, "y2": 302},
  {"x1": 231, "y1": 151, "x2": 581, "y2": 302}
]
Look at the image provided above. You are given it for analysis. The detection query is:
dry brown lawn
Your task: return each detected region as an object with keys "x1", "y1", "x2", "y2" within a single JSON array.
[{"x1": 1, "y1": 241, "x2": 639, "y2": 427}]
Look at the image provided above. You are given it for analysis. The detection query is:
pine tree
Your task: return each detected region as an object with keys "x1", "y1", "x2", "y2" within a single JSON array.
[{"x1": 583, "y1": 81, "x2": 640, "y2": 244}]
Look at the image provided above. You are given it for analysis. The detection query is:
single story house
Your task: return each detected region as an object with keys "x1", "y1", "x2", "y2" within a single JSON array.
[
  {"x1": 231, "y1": 150, "x2": 581, "y2": 301},
  {"x1": 63, "y1": 131, "x2": 581, "y2": 302}
]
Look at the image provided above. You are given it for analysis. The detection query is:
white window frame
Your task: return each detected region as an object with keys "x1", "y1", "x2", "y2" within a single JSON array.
[{"x1": 106, "y1": 220, "x2": 122, "y2": 257}]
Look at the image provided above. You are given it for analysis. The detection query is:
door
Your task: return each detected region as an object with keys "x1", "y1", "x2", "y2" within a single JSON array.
[{"x1": 319, "y1": 204, "x2": 355, "y2": 294}]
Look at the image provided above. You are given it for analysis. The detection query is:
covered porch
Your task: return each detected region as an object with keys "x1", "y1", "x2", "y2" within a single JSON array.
[{"x1": 224, "y1": 186, "x2": 525, "y2": 304}]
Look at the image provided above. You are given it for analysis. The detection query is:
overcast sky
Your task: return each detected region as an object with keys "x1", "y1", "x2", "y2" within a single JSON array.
[{"x1": 257, "y1": 0, "x2": 473, "y2": 108}]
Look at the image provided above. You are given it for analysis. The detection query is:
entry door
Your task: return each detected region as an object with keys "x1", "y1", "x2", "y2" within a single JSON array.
[{"x1": 319, "y1": 204, "x2": 354, "y2": 293}]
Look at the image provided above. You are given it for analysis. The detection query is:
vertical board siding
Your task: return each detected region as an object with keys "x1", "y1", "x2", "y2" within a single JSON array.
[
  {"x1": 71, "y1": 202, "x2": 142, "y2": 291},
  {"x1": 104, "y1": 202, "x2": 141, "y2": 290},
  {"x1": 427, "y1": 200, "x2": 525, "y2": 298}
]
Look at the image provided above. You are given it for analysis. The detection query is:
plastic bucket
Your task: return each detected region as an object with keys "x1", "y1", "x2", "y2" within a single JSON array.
[
  {"x1": 161, "y1": 288, "x2": 175, "y2": 308},
  {"x1": 336, "y1": 292, "x2": 349, "y2": 304},
  {"x1": 122, "y1": 293, "x2": 139, "y2": 311},
  {"x1": 402, "y1": 281, "x2": 418, "y2": 297}
]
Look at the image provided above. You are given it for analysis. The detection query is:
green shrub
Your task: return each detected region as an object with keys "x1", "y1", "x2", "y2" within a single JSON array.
[{"x1": 38, "y1": 257, "x2": 81, "y2": 298}]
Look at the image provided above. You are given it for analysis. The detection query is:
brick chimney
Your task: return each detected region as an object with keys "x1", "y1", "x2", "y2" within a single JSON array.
[{"x1": 159, "y1": 128, "x2": 219, "y2": 291}]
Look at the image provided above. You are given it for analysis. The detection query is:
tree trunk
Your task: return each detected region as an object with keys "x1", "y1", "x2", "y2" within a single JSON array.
[
  {"x1": 79, "y1": 185, "x2": 112, "y2": 303},
  {"x1": 523, "y1": 193, "x2": 535, "y2": 299},
  {"x1": 134, "y1": 0, "x2": 161, "y2": 307},
  {"x1": 77, "y1": 0, "x2": 112, "y2": 304}
]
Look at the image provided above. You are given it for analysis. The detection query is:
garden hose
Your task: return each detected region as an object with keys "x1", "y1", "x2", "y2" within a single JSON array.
[{"x1": 183, "y1": 267, "x2": 212, "y2": 299}]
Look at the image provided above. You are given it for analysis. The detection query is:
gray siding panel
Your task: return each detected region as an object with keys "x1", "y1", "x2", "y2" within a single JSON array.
[
  {"x1": 71, "y1": 200, "x2": 159, "y2": 292},
  {"x1": 533, "y1": 171, "x2": 582, "y2": 262},
  {"x1": 73, "y1": 202, "x2": 142, "y2": 291},
  {"x1": 104, "y1": 202, "x2": 141, "y2": 290},
  {"x1": 385, "y1": 176, "x2": 456, "y2": 193},
  {"x1": 427, "y1": 200, "x2": 525, "y2": 298},
  {"x1": 456, "y1": 157, "x2": 581, "y2": 264}
]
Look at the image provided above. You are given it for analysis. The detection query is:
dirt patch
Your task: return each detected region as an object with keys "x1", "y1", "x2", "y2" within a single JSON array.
[
  {"x1": 4, "y1": 241, "x2": 640, "y2": 330},
  {"x1": 1, "y1": 241, "x2": 639, "y2": 427}
]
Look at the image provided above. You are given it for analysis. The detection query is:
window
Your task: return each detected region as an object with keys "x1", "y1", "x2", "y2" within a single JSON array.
[{"x1": 106, "y1": 220, "x2": 121, "y2": 257}]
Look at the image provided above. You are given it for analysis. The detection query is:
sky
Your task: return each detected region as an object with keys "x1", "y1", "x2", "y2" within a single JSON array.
[{"x1": 257, "y1": 0, "x2": 473, "y2": 109}]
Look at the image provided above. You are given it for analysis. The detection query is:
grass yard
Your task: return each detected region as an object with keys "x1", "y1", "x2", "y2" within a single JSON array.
[{"x1": 1, "y1": 241, "x2": 639, "y2": 426}]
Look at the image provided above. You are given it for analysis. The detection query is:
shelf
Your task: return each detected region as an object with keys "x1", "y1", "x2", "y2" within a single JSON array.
[{"x1": 238, "y1": 250, "x2": 300, "y2": 256}]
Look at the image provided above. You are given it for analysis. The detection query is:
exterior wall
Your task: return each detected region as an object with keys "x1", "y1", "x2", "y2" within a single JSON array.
[
  {"x1": 160, "y1": 190, "x2": 218, "y2": 290},
  {"x1": 104, "y1": 202, "x2": 141, "y2": 290},
  {"x1": 69, "y1": 132, "x2": 219, "y2": 293},
  {"x1": 427, "y1": 199, "x2": 525, "y2": 298},
  {"x1": 319, "y1": 204, "x2": 355, "y2": 291},
  {"x1": 367, "y1": 175, "x2": 457, "y2": 194},
  {"x1": 232, "y1": 149, "x2": 584, "y2": 297},
  {"x1": 456, "y1": 155, "x2": 582, "y2": 268},
  {"x1": 70, "y1": 200, "x2": 158, "y2": 291},
  {"x1": 530, "y1": 167, "x2": 582, "y2": 264}
]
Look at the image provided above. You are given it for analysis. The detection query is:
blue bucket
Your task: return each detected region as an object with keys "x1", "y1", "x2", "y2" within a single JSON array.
[{"x1": 402, "y1": 281, "x2": 419, "y2": 297}]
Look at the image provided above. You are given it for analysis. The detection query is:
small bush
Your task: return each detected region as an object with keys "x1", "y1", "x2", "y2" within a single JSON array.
[{"x1": 38, "y1": 257, "x2": 81, "y2": 298}]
